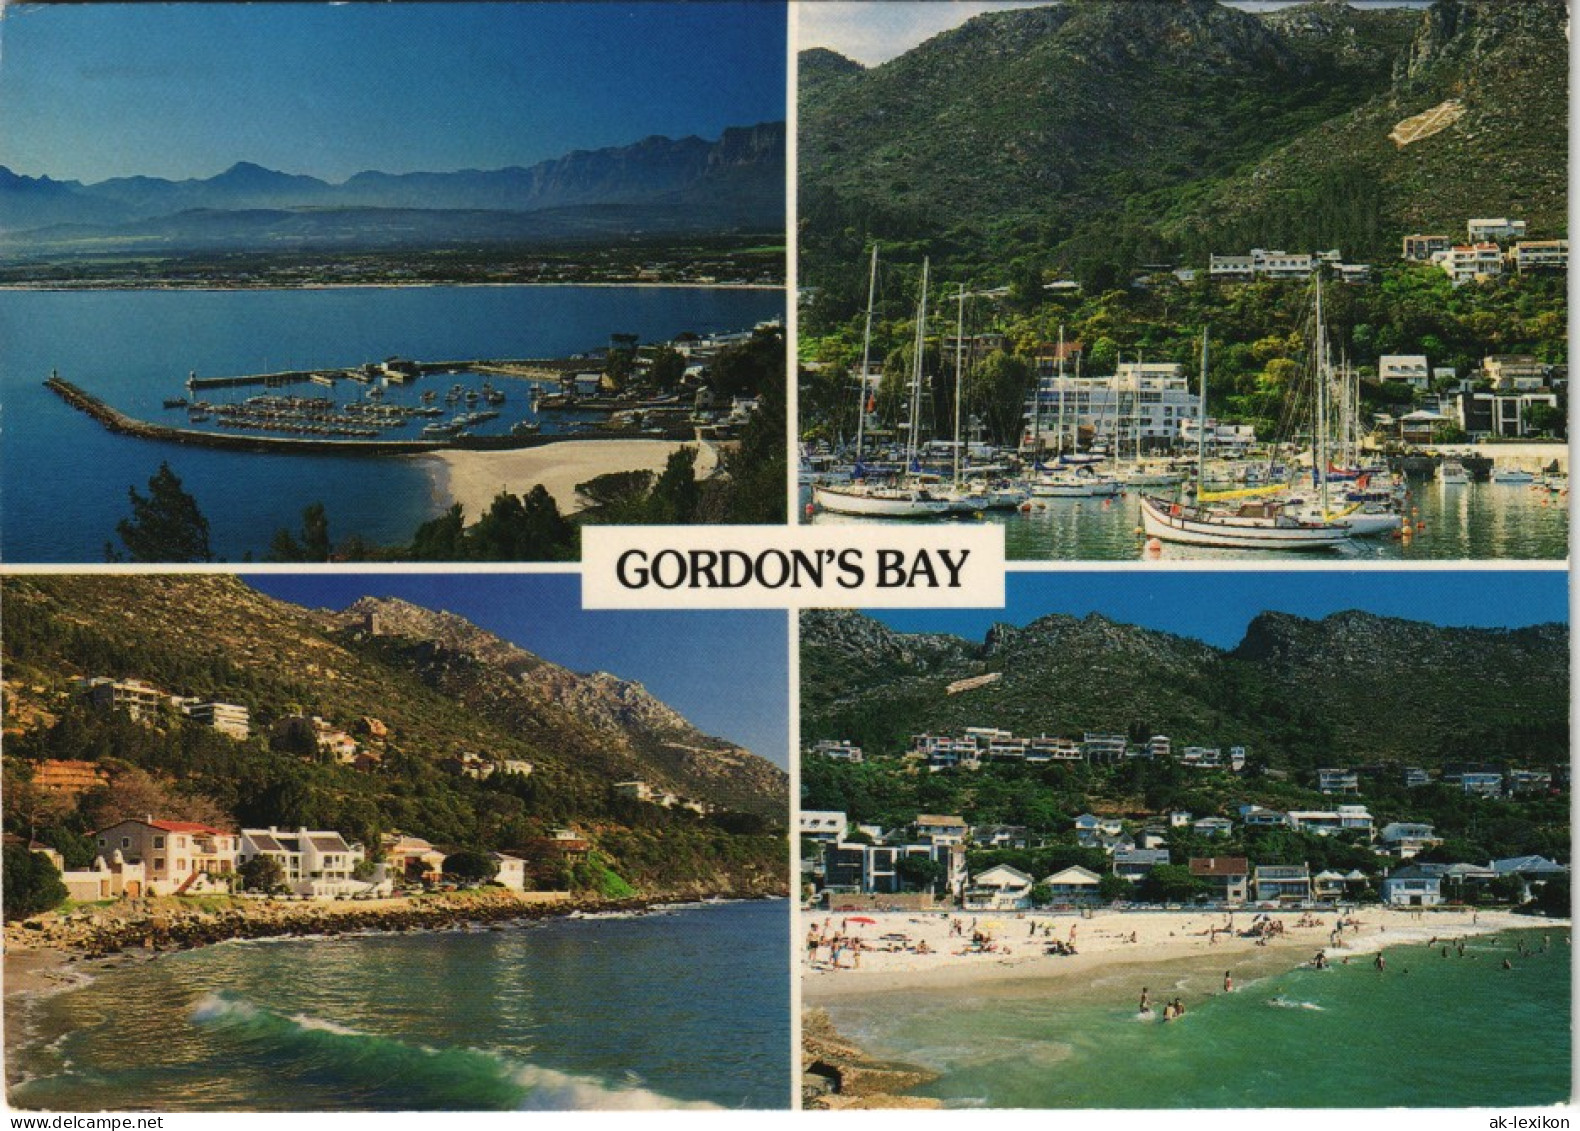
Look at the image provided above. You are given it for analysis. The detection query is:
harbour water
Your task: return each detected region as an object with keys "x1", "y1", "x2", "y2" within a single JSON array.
[
  {"x1": 7, "y1": 900, "x2": 789, "y2": 1111},
  {"x1": 818, "y1": 927, "x2": 1568, "y2": 1108},
  {"x1": 806, "y1": 478, "x2": 1569, "y2": 560},
  {"x1": 0, "y1": 285, "x2": 784, "y2": 562}
]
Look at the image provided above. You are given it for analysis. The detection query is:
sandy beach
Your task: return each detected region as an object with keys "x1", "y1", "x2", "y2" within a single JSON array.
[
  {"x1": 421, "y1": 439, "x2": 719, "y2": 517},
  {"x1": 801, "y1": 905, "x2": 1545, "y2": 1000}
]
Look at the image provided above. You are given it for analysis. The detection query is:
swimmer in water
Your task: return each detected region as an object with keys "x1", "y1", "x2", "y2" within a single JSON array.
[
  {"x1": 1139, "y1": 987, "x2": 1152, "y2": 1013},
  {"x1": 1223, "y1": 971, "x2": 1233, "y2": 993}
]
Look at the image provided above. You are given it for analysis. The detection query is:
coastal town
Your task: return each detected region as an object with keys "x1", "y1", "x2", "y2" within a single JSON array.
[
  {"x1": 803, "y1": 729, "x2": 1567, "y2": 915},
  {"x1": 800, "y1": 213, "x2": 1567, "y2": 554}
]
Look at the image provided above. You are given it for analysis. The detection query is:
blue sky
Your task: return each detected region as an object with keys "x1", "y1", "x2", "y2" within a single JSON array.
[
  {"x1": 799, "y1": 1, "x2": 1433, "y2": 66},
  {"x1": 0, "y1": 3, "x2": 786, "y2": 182},
  {"x1": 871, "y1": 570, "x2": 1569, "y2": 649},
  {"x1": 244, "y1": 574, "x2": 789, "y2": 768}
]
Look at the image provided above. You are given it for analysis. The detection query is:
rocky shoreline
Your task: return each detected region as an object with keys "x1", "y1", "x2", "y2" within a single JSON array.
[
  {"x1": 4, "y1": 887, "x2": 780, "y2": 962},
  {"x1": 801, "y1": 1008, "x2": 940, "y2": 1110}
]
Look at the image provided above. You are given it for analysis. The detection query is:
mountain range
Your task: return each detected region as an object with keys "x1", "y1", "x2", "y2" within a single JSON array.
[
  {"x1": 801, "y1": 607, "x2": 1569, "y2": 773},
  {"x1": 3, "y1": 576, "x2": 787, "y2": 821},
  {"x1": 799, "y1": 0, "x2": 1566, "y2": 298},
  {"x1": 0, "y1": 122, "x2": 785, "y2": 253}
]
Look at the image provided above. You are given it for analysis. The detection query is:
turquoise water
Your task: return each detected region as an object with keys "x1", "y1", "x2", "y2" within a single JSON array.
[
  {"x1": 0, "y1": 286, "x2": 783, "y2": 562},
  {"x1": 820, "y1": 928, "x2": 1569, "y2": 1107},
  {"x1": 806, "y1": 479, "x2": 1569, "y2": 560},
  {"x1": 8, "y1": 901, "x2": 789, "y2": 1111}
]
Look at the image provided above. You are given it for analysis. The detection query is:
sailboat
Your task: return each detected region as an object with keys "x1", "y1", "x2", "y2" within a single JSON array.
[
  {"x1": 1140, "y1": 325, "x2": 1352, "y2": 550},
  {"x1": 1027, "y1": 326, "x2": 1122, "y2": 497},
  {"x1": 813, "y1": 253, "x2": 951, "y2": 518}
]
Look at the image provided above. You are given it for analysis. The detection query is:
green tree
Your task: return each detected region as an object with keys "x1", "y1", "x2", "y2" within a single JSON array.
[
  {"x1": 443, "y1": 849, "x2": 499, "y2": 884},
  {"x1": 648, "y1": 347, "x2": 687, "y2": 392},
  {"x1": 897, "y1": 854, "x2": 945, "y2": 892},
  {"x1": 268, "y1": 502, "x2": 332, "y2": 563},
  {"x1": 3, "y1": 845, "x2": 67, "y2": 920},
  {"x1": 648, "y1": 448, "x2": 702, "y2": 524},
  {"x1": 1138, "y1": 864, "x2": 1206, "y2": 904},
  {"x1": 239, "y1": 854, "x2": 286, "y2": 893},
  {"x1": 111, "y1": 462, "x2": 212, "y2": 563},
  {"x1": 409, "y1": 503, "x2": 467, "y2": 561}
]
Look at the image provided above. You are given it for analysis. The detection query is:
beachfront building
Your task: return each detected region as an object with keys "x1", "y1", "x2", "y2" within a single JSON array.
[
  {"x1": 238, "y1": 826, "x2": 378, "y2": 899},
  {"x1": 801, "y1": 811, "x2": 849, "y2": 844},
  {"x1": 1023, "y1": 364, "x2": 1202, "y2": 456},
  {"x1": 822, "y1": 840, "x2": 967, "y2": 900},
  {"x1": 1042, "y1": 866, "x2": 1103, "y2": 905},
  {"x1": 1381, "y1": 864, "x2": 1447, "y2": 907},
  {"x1": 490, "y1": 852, "x2": 529, "y2": 892},
  {"x1": 964, "y1": 864, "x2": 1035, "y2": 910},
  {"x1": 1489, "y1": 855, "x2": 1568, "y2": 901},
  {"x1": 1190, "y1": 857, "x2": 1250, "y2": 904},
  {"x1": 92, "y1": 818, "x2": 239, "y2": 895},
  {"x1": 59, "y1": 851, "x2": 148, "y2": 902},
  {"x1": 1253, "y1": 864, "x2": 1312, "y2": 903},
  {"x1": 1112, "y1": 849, "x2": 1170, "y2": 883},
  {"x1": 1379, "y1": 822, "x2": 1443, "y2": 859},
  {"x1": 380, "y1": 833, "x2": 445, "y2": 886}
]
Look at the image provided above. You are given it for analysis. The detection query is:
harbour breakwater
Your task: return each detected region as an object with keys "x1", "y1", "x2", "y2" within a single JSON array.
[
  {"x1": 7, "y1": 888, "x2": 782, "y2": 960},
  {"x1": 45, "y1": 374, "x2": 684, "y2": 455}
]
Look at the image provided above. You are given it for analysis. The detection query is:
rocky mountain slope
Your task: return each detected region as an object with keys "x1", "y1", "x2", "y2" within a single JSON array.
[
  {"x1": 3, "y1": 576, "x2": 786, "y2": 819},
  {"x1": 801, "y1": 607, "x2": 1568, "y2": 772},
  {"x1": 799, "y1": 0, "x2": 1564, "y2": 302}
]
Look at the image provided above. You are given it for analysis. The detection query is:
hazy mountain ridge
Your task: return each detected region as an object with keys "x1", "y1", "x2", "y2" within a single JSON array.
[{"x1": 0, "y1": 122, "x2": 786, "y2": 250}]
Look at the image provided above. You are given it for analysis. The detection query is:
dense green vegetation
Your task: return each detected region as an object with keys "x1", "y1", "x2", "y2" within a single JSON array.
[
  {"x1": 800, "y1": 1, "x2": 1566, "y2": 320},
  {"x1": 802, "y1": 262, "x2": 1567, "y2": 447}
]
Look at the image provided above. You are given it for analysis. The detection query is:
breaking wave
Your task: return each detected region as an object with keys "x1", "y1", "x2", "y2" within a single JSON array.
[{"x1": 190, "y1": 992, "x2": 720, "y2": 1110}]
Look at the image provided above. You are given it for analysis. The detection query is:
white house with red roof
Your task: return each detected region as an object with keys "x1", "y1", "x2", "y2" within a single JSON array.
[{"x1": 93, "y1": 817, "x2": 239, "y2": 895}]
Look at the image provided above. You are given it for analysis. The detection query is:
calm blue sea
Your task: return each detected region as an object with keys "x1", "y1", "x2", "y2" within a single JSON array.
[
  {"x1": 8, "y1": 900, "x2": 789, "y2": 1111},
  {"x1": 820, "y1": 927, "x2": 1570, "y2": 1108},
  {"x1": 0, "y1": 286, "x2": 783, "y2": 562}
]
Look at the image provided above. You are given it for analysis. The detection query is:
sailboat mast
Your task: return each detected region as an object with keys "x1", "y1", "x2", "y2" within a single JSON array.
[
  {"x1": 1055, "y1": 325, "x2": 1066, "y2": 459},
  {"x1": 1197, "y1": 327, "x2": 1209, "y2": 499},
  {"x1": 953, "y1": 284, "x2": 966, "y2": 487},
  {"x1": 907, "y1": 258, "x2": 930, "y2": 469},
  {"x1": 854, "y1": 245, "x2": 878, "y2": 462},
  {"x1": 1315, "y1": 279, "x2": 1329, "y2": 513}
]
